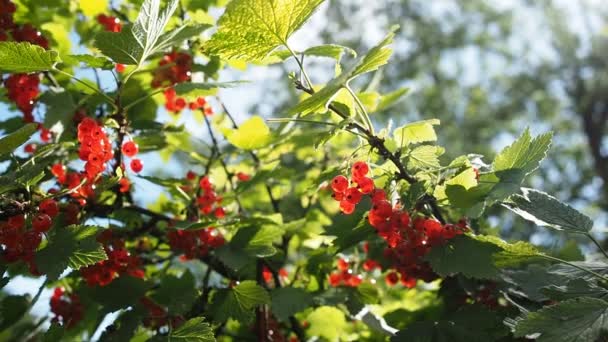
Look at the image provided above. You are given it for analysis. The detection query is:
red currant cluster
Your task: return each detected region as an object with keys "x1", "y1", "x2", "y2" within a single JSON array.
[
  {"x1": 330, "y1": 161, "x2": 375, "y2": 214},
  {"x1": 381, "y1": 217, "x2": 467, "y2": 288},
  {"x1": 51, "y1": 163, "x2": 95, "y2": 207},
  {"x1": 50, "y1": 287, "x2": 83, "y2": 329},
  {"x1": 1, "y1": 0, "x2": 49, "y2": 122},
  {"x1": 140, "y1": 297, "x2": 185, "y2": 330},
  {"x1": 77, "y1": 118, "x2": 114, "y2": 182},
  {"x1": 3, "y1": 74, "x2": 40, "y2": 123},
  {"x1": 197, "y1": 176, "x2": 226, "y2": 218},
  {"x1": 80, "y1": 230, "x2": 144, "y2": 286},
  {"x1": 328, "y1": 258, "x2": 364, "y2": 287},
  {"x1": 96, "y1": 14, "x2": 122, "y2": 32},
  {"x1": 0, "y1": 199, "x2": 61, "y2": 274},
  {"x1": 167, "y1": 227, "x2": 225, "y2": 260},
  {"x1": 121, "y1": 140, "x2": 143, "y2": 173},
  {"x1": 0, "y1": 214, "x2": 41, "y2": 274},
  {"x1": 152, "y1": 51, "x2": 192, "y2": 87}
]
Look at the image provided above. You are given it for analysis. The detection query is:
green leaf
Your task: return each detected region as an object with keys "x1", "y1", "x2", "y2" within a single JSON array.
[
  {"x1": 493, "y1": 128, "x2": 553, "y2": 175},
  {"x1": 209, "y1": 280, "x2": 269, "y2": 322},
  {"x1": 94, "y1": 0, "x2": 179, "y2": 65},
  {"x1": 406, "y1": 145, "x2": 444, "y2": 170},
  {"x1": 63, "y1": 54, "x2": 114, "y2": 69},
  {"x1": 424, "y1": 235, "x2": 501, "y2": 279},
  {"x1": 505, "y1": 188, "x2": 593, "y2": 234},
  {"x1": 288, "y1": 27, "x2": 398, "y2": 116},
  {"x1": 36, "y1": 225, "x2": 106, "y2": 281},
  {"x1": 152, "y1": 271, "x2": 198, "y2": 315},
  {"x1": 542, "y1": 278, "x2": 608, "y2": 301},
  {"x1": 271, "y1": 287, "x2": 314, "y2": 321},
  {"x1": 43, "y1": 323, "x2": 65, "y2": 342},
  {"x1": 508, "y1": 297, "x2": 608, "y2": 342},
  {"x1": 99, "y1": 308, "x2": 143, "y2": 342},
  {"x1": 474, "y1": 235, "x2": 541, "y2": 267},
  {"x1": 0, "y1": 123, "x2": 37, "y2": 157},
  {"x1": 392, "y1": 305, "x2": 508, "y2": 342},
  {"x1": 0, "y1": 295, "x2": 29, "y2": 330},
  {"x1": 307, "y1": 306, "x2": 347, "y2": 341},
  {"x1": 376, "y1": 87, "x2": 410, "y2": 112},
  {"x1": 393, "y1": 119, "x2": 440, "y2": 147},
  {"x1": 169, "y1": 317, "x2": 215, "y2": 342},
  {"x1": 352, "y1": 26, "x2": 397, "y2": 76},
  {"x1": 40, "y1": 89, "x2": 77, "y2": 139},
  {"x1": 435, "y1": 167, "x2": 478, "y2": 202},
  {"x1": 86, "y1": 276, "x2": 150, "y2": 313},
  {"x1": 225, "y1": 116, "x2": 273, "y2": 150},
  {"x1": 154, "y1": 24, "x2": 211, "y2": 52},
  {"x1": 0, "y1": 41, "x2": 59, "y2": 72},
  {"x1": 174, "y1": 81, "x2": 245, "y2": 99},
  {"x1": 203, "y1": 0, "x2": 325, "y2": 60}
]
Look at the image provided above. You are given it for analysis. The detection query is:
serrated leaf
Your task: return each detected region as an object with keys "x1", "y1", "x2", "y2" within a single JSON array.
[
  {"x1": 202, "y1": 0, "x2": 324, "y2": 60},
  {"x1": 493, "y1": 129, "x2": 552, "y2": 175},
  {"x1": 376, "y1": 87, "x2": 409, "y2": 112},
  {"x1": 169, "y1": 317, "x2": 215, "y2": 342},
  {"x1": 35, "y1": 225, "x2": 106, "y2": 281},
  {"x1": 505, "y1": 188, "x2": 593, "y2": 234},
  {"x1": 508, "y1": 297, "x2": 608, "y2": 342},
  {"x1": 424, "y1": 235, "x2": 501, "y2": 279},
  {"x1": 210, "y1": 281, "x2": 269, "y2": 323},
  {"x1": 94, "y1": 0, "x2": 179, "y2": 65},
  {"x1": 0, "y1": 123, "x2": 37, "y2": 157},
  {"x1": 393, "y1": 119, "x2": 440, "y2": 147},
  {"x1": 271, "y1": 287, "x2": 314, "y2": 321},
  {"x1": 307, "y1": 306, "x2": 347, "y2": 341},
  {"x1": 225, "y1": 116, "x2": 272, "y2": 150},
  {"x1": 288, "y1": 27, "x2": 397, "y2": 116},
  {"x1": 542, "y1": 278, "x2": 608, "y2": 301},
  {"x1": 474, "y1": 235, "x2": 540, "y2": 267},
  {"x1": 406, "y1": 145, "x2": 444, "y2": 170},
  {"x1": 63, "y1": 54, "x2": 114, "y2": 69},
  {"x1": 0, "y1": 41, "x2": 59, "y2": 72}
]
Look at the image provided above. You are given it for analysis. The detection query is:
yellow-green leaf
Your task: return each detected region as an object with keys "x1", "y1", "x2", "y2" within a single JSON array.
[
  {"x1": 226, "y1": 116, "x2": 272, "y2": 150},
  {"x1": 79, "y1": 0, "x2": 109, "y2": 17},
  {"x1": 203, "y1": 0, "x2": 325, "y2": 61}
]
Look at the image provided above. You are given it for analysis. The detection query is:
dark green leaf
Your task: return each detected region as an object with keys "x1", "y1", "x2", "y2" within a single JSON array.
[
  {"x1": 508, "y1": 297, "x2": 608, "y2": 342},
  {"x1": 505, "y1": 188, "x2": 593, "y2": 234},
  {"x1": 0, "y1": 123, "x2": 37, "y2": 157},
  {"x1": 424, "y1": 235, "x2": 501, "y2": 279},
  {"x1": 271, "y1": 287, "x2": 314, "y2": 321}
]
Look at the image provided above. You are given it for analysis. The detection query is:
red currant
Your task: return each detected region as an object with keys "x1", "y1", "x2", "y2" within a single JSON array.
[{"x1": 32, "y1": 213, "x2": 52, "y2": 232}]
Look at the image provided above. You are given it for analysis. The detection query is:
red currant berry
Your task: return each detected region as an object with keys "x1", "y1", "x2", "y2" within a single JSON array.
[
  {"x1": 356, "y1": 177, "x2": 374, "y2": 194},
  {"x1": 32, "y1": 213, "x2": 52, "y2": 232},
  {"x1": 331, "y1": 175, "x2": 349, "y2": 193},
  {"x1": 339, "y1": 200, "x2": 355, "y2": 214},
  {"x1": 130, "y1": 158, "x2": 143, "y2": 173},
  {"x1": 344, "y1": 187, "x2": 362, "y2": 204},
  {"x1": 351, "y1": 161, "x2": 369, "y2": 180},
  {"x1": 121, "y1": 141, "x2": 139, "y2": 158}
]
